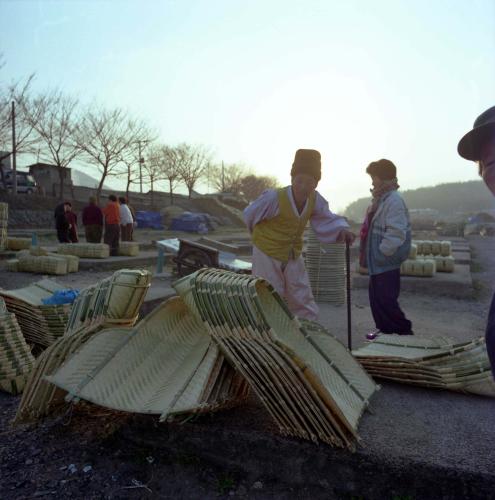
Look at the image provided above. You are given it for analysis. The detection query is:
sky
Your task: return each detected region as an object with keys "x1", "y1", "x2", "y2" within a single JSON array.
[{"x1": 1, "y1": 0, "x2": 494, "y2": 211}]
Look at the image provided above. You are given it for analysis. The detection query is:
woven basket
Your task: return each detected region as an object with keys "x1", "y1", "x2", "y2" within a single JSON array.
[{"x1": 58, "y1": 243, "x2": 110, "y2": 259}]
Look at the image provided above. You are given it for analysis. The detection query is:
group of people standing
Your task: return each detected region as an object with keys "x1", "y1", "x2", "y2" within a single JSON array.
[
  {"x1": 54, "y1": 194, "x2": 136, "y2": 256},
  {"x1": 244, "y1": 104, "x2": 495, "y2": 379}
]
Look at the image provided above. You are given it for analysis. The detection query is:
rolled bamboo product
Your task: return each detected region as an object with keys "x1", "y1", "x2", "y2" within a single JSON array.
[
  {"x1": 440, "y1": 241, "x2": 452, "y2": 257},
  {"x1": 413, "y1": 240, "x2": 424, "y2": 254},
  {"x1": 434, "y1": 255, "x2": 455, "y2": 273},
  {"x1": 17, "y1": 255, "x2": 69, "y2": 275},
  {"x1": 408, "y1": 243, "x2": 417, "y2": 260},
  {"x1": 58, "y1": 243, "x2": 110, "y2": 259},
  {"x1": 47, "y1": 253, "x2": 79, "y2": 273},
  {"x1": 421, "y1": 241, "x2": 432, "y2": 255},
  {"x1": 7, "y1": 237, "x2": 31, "y2": 251},
  {"x1": 431, "y1": 241, "x2": 441, "y2": 255},
  {"x1": 117, "y1": 242, "x2": 139, "y2": 257}
]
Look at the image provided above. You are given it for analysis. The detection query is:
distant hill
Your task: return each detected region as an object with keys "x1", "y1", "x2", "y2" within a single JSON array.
[
  {"x1": 344, "y1": 180, "x2": 494, "y2": 222},
  {"x1": 71, "y1": 168, "x2": 112, "y2": 190}
]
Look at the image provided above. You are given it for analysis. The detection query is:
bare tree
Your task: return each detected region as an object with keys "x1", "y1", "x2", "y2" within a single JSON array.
[
  {"x1": 22, "y1": 89, "x2": 80, "y2": 199},
  {"x1": 210, "y1": 162, "x2": 247, "y2": 195},
  {"x1": 74, "y1": 106, "x2": 147, "y2": 201},
  {"x1": 118, "y1": 129, "x2": 156, "y2": 200},
  {"x1": 177, "y1": 143, "x2": 211, "y2": 199},
  {"x1": 240, "y1": 174, "x2": 279, "y2": 201},
  {"x1": 0, "y1": 73, "x2": 40, "y2": 189},
  {"x1": 155, "y1": 145, "x2": 185, "y2": 205},
  {"x1": 142, "y1": 144, "x2": 166, "y2": 208}
]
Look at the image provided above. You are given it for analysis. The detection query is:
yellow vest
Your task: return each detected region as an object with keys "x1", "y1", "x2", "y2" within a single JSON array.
[{"x1": 252, "y1": 188, "x2": 316, "y2": 263}]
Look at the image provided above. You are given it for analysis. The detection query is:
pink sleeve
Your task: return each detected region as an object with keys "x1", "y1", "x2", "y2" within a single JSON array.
[
  {"x1": 243, "y1": 190, "x2": 279, "y2": 233},
  {"x1": 310, "y1": 192, "x2": 350, "y2": 243}
]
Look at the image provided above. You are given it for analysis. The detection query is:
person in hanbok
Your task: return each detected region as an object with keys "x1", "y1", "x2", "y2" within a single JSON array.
[{"x1": 243, "y1": 149, "x2": 355, "y2": 321}]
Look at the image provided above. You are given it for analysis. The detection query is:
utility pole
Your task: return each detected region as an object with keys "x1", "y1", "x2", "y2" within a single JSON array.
[
  {"x1": 138, "y1": 140, "x2": 143, "y2": 193},
  {"x1": 11, "y1": 101, "x2": 17, "y2": 196}
]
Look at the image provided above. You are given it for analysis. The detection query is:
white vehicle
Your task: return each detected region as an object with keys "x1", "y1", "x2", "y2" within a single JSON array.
[{"x1": 1, "y1": 170, "x2": 38, "y2": 194}]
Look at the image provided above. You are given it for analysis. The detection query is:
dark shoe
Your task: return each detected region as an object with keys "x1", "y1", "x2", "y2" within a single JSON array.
[{"x1": 365, "y1": 329, "x2": 381, "y2": 341}]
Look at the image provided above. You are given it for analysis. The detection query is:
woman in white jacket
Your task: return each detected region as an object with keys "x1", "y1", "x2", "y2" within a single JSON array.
[{"x1": 359, "y1": 159, "x2": 412, "y2": 340}]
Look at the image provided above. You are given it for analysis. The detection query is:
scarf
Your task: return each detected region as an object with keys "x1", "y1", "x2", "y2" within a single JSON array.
[{"x1": 359, "y1": 178, "x2": 400, "y2": 267}]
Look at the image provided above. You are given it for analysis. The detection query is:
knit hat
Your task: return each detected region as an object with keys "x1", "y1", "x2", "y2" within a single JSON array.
[
  {"x1": 290, "y1": 149, "x2": 321, "y2": 182},
  {"x1": 366, "y1": 159, "x2": 397, "y2": 180}
]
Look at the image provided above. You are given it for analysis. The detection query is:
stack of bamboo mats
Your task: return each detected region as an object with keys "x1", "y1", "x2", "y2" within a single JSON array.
[
  {"x1": 8, "y1": 247, "x2": 79, "y2": 275},
  {"x1": 0, "y1": 202, "x2": 7, "y2": 251},
  {"x1": 14, "y1": 269, "x2": 152, "y2": 424},
  {"x1": 0, "y1": 279, "x2": 71, "y2": 347},
  {"x1": 0, "y1": 297, "x2": 35, "y2": 395},
  {"x1": 46, "y1": 268, "x2": 378, "y2": 449},
  {"x1": 353, "y1": 335, "x2": 495, "y2": 397},
  {"x1": 58, "y1": 243, "x2": 110, "y2": 259},
  {"x1": 305, "y1": 229, "x2": 346, "y2": 304},
  {"x1": 47, "y1": 297, "x2": 250, "y2": 419}
]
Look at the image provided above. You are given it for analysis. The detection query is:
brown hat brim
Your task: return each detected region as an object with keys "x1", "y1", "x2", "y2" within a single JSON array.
[{"x1": 458, "y1": 122, "x2": 495, "y2": 161}]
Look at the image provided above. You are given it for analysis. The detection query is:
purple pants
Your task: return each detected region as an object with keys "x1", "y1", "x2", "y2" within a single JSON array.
[
  {"x1": 486, "y1": 292, "x2": 495, "y2": 380},
  {"x1": 369, "y1": 268, "x2": 412, "y2": 334}
]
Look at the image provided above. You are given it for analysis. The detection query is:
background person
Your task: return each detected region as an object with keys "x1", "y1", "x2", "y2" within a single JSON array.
[
  {"x1": 360, "y1": 159, "x2": 412, "y2": 340},
  {"x1": 119, "y1": 196, "x2": 134, "y2": 242},
  {"x1": 54, "y1": 201, "x2": 70, "y2": 243},
  {"x1": 102, "y1": 194, "x2": 120, "y2": 256},
  {"x1": 243, "y1": 148, "x2": 355, "y2": 321},
  {"x1": 458, "y1": 105, "x2": 495, "y2": 379},
  {"x1": 82, "y1": 196, "x2": 103, "y2": 243},
  {"x1": 65, "y1": 202, "x2": 78, "y2": 243}
]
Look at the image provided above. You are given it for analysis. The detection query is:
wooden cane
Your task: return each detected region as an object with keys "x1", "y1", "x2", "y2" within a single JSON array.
[{"x1": 345, "y1": 241, "x2": 352, "y2": 351}]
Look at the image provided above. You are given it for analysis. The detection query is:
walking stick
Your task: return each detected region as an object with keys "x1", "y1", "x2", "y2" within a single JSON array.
[{"x1": 346, "y1": 240, "x2": 352, "y2": 351}]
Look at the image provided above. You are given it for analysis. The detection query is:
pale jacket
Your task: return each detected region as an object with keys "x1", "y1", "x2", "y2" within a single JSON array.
[{"x1": 366, "y1": 190, "x2": 411, "y2": 275}]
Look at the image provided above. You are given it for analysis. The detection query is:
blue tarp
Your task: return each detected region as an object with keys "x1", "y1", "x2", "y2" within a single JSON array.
[
  {"x1": 136, "y1": 211, "x2": 164, "y2": 230},
  {"x1": 169, "y1": 212, "x2": 211, "y2": 233},
  {"x1": 41, "y1": 289, "x2": 79, "y2": 305}
]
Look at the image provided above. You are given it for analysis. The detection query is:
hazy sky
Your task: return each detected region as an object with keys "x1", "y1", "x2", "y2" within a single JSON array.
[{"x1": 1, "y1": 0, "x2": 494, "y2": 211}]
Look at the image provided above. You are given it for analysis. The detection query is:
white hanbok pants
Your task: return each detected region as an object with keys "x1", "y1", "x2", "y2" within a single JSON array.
[{"x1": 251, "y1": 245, "x2": 318, "y2": 321}]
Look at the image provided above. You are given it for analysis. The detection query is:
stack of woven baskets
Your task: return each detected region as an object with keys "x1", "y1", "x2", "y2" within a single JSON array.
[
  {"x1": 15, "y1": 269, "x2": 152, "y2": 424},
  {"x1": 7, "y1": 247, "x2": 79, "y2": 275},
  {"x1": 0, "y1": 297, "x2": 35, "y2": 395},
  {"x1": 305, "y1": 229, "x2": 346, "y2": 304}
]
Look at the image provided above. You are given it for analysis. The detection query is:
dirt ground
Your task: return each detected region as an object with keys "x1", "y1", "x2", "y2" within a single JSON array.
[{"x1": 0, "y1": 232, "x2": 493, "y2": 498}]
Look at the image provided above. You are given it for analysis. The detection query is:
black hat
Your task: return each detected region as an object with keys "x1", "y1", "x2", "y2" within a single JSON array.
[
  {"x1": 366, "y1": 159, "x2": 397, "y2": 180},
  {"x1": 290, "y1": 149, "x2": 321, "y2": 181},
  {"x1": 458, "y1": 106, "x2": 495, "y2": 161}
]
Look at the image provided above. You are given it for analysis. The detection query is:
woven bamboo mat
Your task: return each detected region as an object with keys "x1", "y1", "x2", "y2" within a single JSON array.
[
  {"x1": 47, "y1": 297, "x2": 249, "y2": 418},
  {"x1": 353, "y1": 334, "x2": 495, "y2": 397},
  {"x1": 0, "y1": 297, "x2": 35, "y2": 395},
  {"x1": 172, "y1": 268, "x2": 378, "y2": 448}
]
